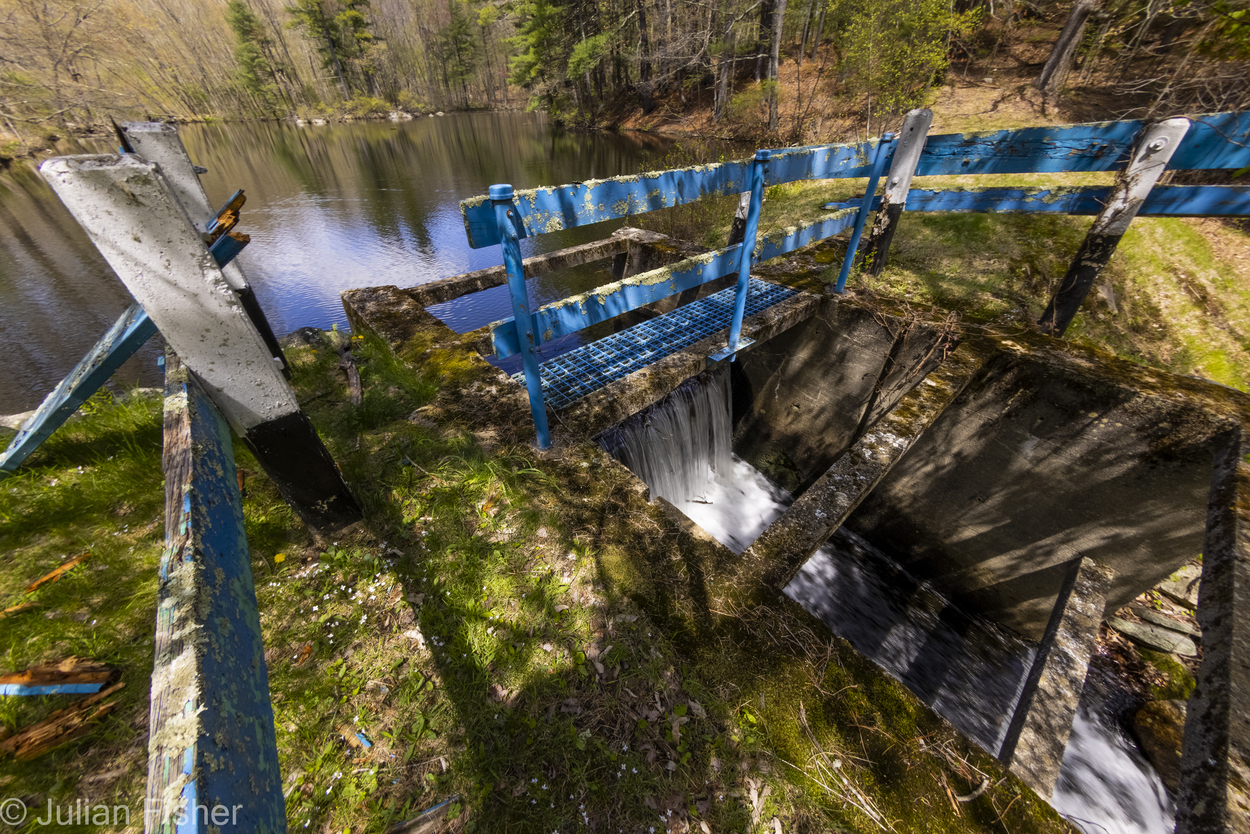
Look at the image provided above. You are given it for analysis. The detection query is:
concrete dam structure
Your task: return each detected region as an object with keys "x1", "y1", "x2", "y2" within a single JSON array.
[{"x1": 345, "y1": 225, "x2": 1250, "y2": 832}]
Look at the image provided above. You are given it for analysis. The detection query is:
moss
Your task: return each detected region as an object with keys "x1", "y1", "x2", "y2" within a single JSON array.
[{"x1": 1138, "y1": 648, "x2": 1198, "y2": 701}]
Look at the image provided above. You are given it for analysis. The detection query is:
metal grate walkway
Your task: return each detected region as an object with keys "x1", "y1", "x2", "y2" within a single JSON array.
[{"x1": 511, "y1": 278, "x2": 798, "y2": 409}]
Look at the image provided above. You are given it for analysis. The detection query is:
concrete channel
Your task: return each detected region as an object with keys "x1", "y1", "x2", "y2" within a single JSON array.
[{"x1": 343, "y1": 229, "x2": 1250, "y2": 832}]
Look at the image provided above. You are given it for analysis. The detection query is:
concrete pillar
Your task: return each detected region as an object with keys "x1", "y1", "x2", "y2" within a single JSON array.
[
  {"x1": 733, "y1": 346, "x2": 983, "y2": 595},
  {"x1": 998, "y1": 556, "x2": 1114, "y2": 799},
  {"x1": 1176, "y1": 428, "x2": 1250, "y2": 834},
  {"x1": 41, "y1": 154, "x2": 360, "y2": 531}
]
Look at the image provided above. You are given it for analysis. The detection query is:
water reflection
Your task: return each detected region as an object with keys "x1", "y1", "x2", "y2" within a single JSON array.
[{"x1": 0, "y1": 113, "x2": 707, "y2": 411}]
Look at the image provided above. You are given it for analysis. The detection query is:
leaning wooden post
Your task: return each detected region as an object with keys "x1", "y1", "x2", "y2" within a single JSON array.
[
  {"x1": 832, "y1": 132, "x2": 895, "y2": 293},
  {"x1": 147, "y1": 351, "x2": 284, "y2": 833},
  {"x1": 860, "y1": 109, "x2": 932, "y2": 276},
  {"x1": 727, "y1": 191, "x2": 752, "y2": 246},
  {"x1": 491, "y1": 183, "x2": 552, "y2": 448},
  {"x1": 1038, "y1": 117, "x2": 1190, "y2": 336},
  {"x1": 41, "y1": 155, "x2": 362, "y2": 531},
  {"x1": 119, "y1": 122, "x2": 290, "y2": 377}
]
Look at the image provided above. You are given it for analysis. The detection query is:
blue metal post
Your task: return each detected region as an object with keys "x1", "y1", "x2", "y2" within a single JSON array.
[
  {"x1": 714, "y1": 149, "x2": 770, "y2": 363},
  {"x1": 491, "y1": 184, "x2": 551, "y2": 448},
  {"x1": 834, "y1": 133, "x2": 896, "y2": 293}
]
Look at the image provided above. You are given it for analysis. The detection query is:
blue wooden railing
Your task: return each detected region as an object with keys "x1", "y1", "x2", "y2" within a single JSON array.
[
  {"x1": 461, "y1": 112, "x2": 1250, "y2": 448},
  {"x1": 148, "y1": 352, "x2": 284, "y2": 832}
]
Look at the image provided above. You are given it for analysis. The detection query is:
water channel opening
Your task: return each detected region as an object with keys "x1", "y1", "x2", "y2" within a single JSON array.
[{"x1": 595, "y1": 344, "x2": 1177, "y2": 834}]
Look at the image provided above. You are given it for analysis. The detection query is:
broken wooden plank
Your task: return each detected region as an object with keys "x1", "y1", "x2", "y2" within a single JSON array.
[
  {"x1": 25, "y1": 553, "x2": 92, "y2": 593},
  {"x1": 0, "y1": 657, "x2": 115, "y2": 696},
  {"x1": 0, "y1": 682, "x2": 125, "y2": 760},
  {"x1": 42, "y1": 154, "x2": 358, "y2": 530}
]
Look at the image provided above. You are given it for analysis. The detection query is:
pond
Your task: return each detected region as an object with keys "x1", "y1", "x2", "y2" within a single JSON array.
[{"x1": 0, "y1": 113, "x2": 726, "y2": 412}]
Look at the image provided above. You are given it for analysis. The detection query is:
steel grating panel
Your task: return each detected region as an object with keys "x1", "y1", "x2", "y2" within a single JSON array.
[{"x1": 510, "y1": 278, "x2": 798, "y2": 410}]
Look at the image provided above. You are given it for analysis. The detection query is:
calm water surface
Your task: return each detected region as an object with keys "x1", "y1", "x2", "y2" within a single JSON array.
[{"x1": 0, "y1": 114, "x2": 709, "y2": 411}]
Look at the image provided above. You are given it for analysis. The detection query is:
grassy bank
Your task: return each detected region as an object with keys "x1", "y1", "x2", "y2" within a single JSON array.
[
  {"x1": 0, "y1": 329, "x2": 1071, "y2": 834},
  {"x1": 636, "y1": 161, "x2": 1250, "y2": 395}
]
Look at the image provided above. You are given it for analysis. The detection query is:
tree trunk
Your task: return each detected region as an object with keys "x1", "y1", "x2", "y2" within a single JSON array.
[
  {"x1": 714, "y1": 16, "x2": 734, "y2": 122},
  {"x1": 797, "y1": 0, "x2": 816, "y2": 68},
  {"x1": 809, "y1": 6, "x2": 825, "y2": 61},
  {"x1": 638, "y1": 0, "x2": 654, "y2": 113},
  {"x1": 767, "y1": 0, "x2": 787, "y2": 131},
  {"x1": 1034, "y1": 0, "x2": 1100, "y2": 95},
  {"x1": 325, "y1": 35, "x2": 351, "y2": 99},
  {"x1": 756, "y1": 0, "x2": 775, "y2": 81}
]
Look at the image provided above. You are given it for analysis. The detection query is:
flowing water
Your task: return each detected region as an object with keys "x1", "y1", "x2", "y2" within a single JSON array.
[
  {"x1": 0, "y1": 114, "x2": 733, "y2": 411},
  {"x1": 601, "y1": 370, "x2": 1177, "y2": 834}
]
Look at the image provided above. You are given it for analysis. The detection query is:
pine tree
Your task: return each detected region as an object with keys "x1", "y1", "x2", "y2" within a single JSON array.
[{"x1": 227, "y1": 1, "x2": 281, "y2": 110}]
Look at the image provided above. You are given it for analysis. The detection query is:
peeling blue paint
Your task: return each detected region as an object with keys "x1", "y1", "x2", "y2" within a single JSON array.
[
  {"x1": 0, "y1": 303, "x2": 156, "y2": 476},
  {"x1": 0, "y1": 683, "x2": 106, "y2": 696},
  {"x1": 147, "y1": 355, "x2": 284, "y2": 833},
  {"x1": 820, "y1": 184, "x2": 1250, "y2": 217}
]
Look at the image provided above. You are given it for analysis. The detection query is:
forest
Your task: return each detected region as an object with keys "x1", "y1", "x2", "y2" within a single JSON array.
[{"x1": 0, "y1": 0, "x2": 1248, "y2": 151}]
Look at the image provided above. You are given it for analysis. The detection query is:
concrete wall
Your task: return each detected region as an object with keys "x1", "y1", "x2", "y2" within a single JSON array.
[
  {"x1": 730, "y1": 298, "x2": 951, "y2": 493},
  {"x1": 846, "y1": 346, "x2": 1236, "y2": 641}
]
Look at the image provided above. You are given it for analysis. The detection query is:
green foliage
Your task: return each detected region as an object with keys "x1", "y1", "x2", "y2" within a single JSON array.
[
  {"x1": 286, "y1": 0, "x2": 380, "y2": 99},
  {"x1": 838, "y1": 0, "x2": 982, "y2": 118},
  {"x1": 567, "y1": 33, "x2": 610, "y2": 78},
  {"x1": 227, "y1": 1, "x2": 281, "y2": 109},
  {"x1": 507, "y1": 0, "x2": 570, "y2": 109},
  {"x1": 345, "y1": 94, "x2": 390, "y2": 117},
  {"x1": 1198, "y1": 0, "x2": 1250, "y2": 60},
  {"x1": 437, "y1": 0, "x2": 479, "y2": 105}
]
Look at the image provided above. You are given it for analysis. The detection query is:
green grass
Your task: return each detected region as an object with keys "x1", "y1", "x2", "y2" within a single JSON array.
[
  {"x1": 658, "y1": 170, "x2": 1250, "y2": 394},
  {"x1": 0, "y1": 333, "x2": 1071, "y2": 833},
  {"x1": 0, "y1": 389, "x2": 166, "y2": 805}
]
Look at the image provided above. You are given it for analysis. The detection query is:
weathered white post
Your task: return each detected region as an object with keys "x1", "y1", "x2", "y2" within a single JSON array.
[
  {"x1": 860, "y1": 108, "x2": 933, "y2": 276},
  {"x1": 119, "y1": 121, "x2": 289, "y2": 374},
  {"x1": 41, "y1": 154, "x2": 361, "y2": 531},
  {"x1": 1038, "y1": 117, "x2": 1190, "y2": 336}
]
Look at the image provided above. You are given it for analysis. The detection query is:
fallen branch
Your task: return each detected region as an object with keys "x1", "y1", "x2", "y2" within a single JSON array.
[
  {"x1": 0, "y1": 602, "x2": 37, "y2": 619},
  {"x1": 26, "y1": 552, "x2": 91, "y2": 593}
]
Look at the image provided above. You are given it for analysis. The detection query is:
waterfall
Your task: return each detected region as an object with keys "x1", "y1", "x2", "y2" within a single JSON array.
[
  {"x1": 601, "y1": 367, "x2": 1173, "y2": 834},
  {"x1": 599, "y1": 367, "x2": 793, "y2": 554},
  {"x1": 600, "y1": 368, "x2": 733, "y2": 505}
]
